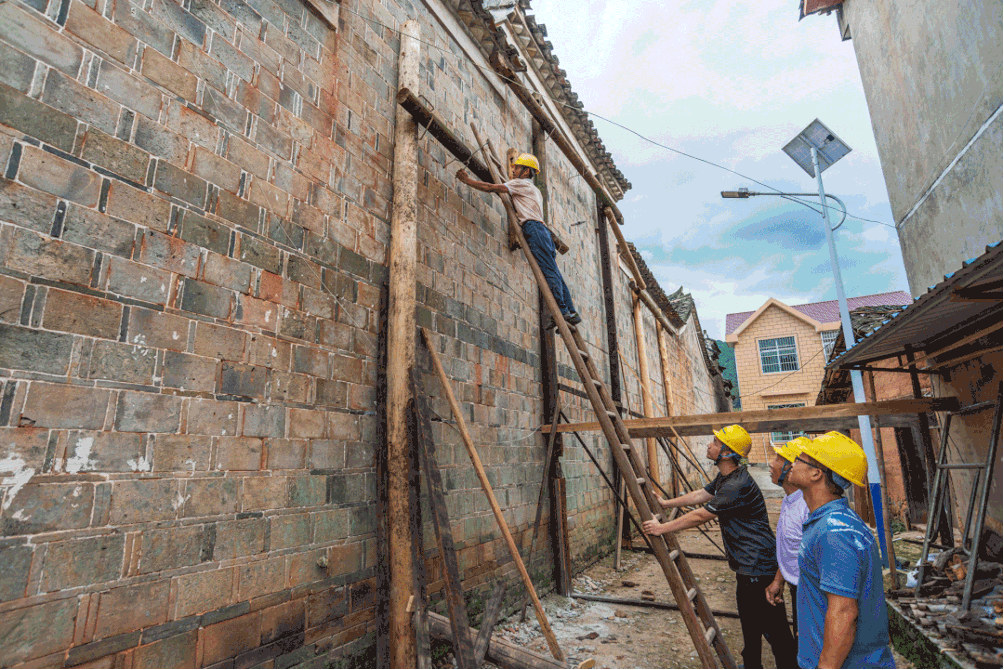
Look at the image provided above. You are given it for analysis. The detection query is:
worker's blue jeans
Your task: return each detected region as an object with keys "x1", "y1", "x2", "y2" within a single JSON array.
[{"x1": 522, "y1": 220, "x2": 576, "y2": 316}]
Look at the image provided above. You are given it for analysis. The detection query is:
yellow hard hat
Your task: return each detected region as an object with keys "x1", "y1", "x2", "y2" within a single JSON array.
[
  {"x1": 802, "y1": 431, "x2": 867, "y2": 488},
  {"x1": 513, "y1": 153, "x2": 540, "y2": 172},
  {"x1": 774, "y1": 436, "x2": 810, "y2": 464},
  {"x1": 713, "y1": 424, "x2": 752, "y2": 458}
]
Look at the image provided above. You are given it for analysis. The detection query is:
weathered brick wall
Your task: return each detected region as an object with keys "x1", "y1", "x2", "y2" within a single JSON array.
[
  {"x1": 0, "y1": 0, "x2": 729, "y2": 665},
  {"x1": 0, "y1": 0, "x2": 383, "y2": 665}
]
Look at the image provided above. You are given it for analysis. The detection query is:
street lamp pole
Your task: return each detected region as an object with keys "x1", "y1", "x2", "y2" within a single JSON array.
[{"x1": 810, "y1": 147, "x2": 889, "y2": 562}]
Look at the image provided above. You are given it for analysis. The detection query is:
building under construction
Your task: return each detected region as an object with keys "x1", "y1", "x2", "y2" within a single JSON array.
[{"x1": 0, "y1": 0, "x2": 999, "y2": 667}]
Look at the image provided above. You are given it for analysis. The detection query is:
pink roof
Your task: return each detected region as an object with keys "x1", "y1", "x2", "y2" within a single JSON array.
[{"x1": 725, "y1": 291, "x2": 912, "y2": 335}]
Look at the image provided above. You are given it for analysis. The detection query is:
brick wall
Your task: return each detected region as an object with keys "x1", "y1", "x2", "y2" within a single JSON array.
[
  {"x1": 0, "y1": 0, "x2": 729, "y2": 665},
  {"x1": 732, "y1": 305, "x2": 829, "y2": 462},
  {"x1": 0, "y1": 0, "x2": 383, "y2": 664}
]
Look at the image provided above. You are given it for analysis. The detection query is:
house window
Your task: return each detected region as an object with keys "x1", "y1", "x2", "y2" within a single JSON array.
[
  {"x1": 758, "y1": 336, "x2": 799, "y2": 374},
  {"x1": 768, "y1": 403, "x2": 806, "y2": 443},
  {"x1": 821, "y1": 330, "x2": 840, "y2": 359}
]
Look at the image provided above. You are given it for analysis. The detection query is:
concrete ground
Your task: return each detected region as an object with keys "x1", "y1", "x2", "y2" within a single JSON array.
[{"x1": 487, "y1": 496, "x2": 915, "y2": 668}]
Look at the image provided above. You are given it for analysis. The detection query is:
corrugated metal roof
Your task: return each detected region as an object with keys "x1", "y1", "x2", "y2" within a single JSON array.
[
  {"x1": 827, "y1": 241, "x2": 1003, "y2": 369},
  {"x1": 724, "y1": 290, "x2": 912, "y2": 335}
]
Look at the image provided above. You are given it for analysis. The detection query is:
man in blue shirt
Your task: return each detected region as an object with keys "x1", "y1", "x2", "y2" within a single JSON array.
[{"x1": 786, "y1": 431, "x2": 895, "y2": 668}]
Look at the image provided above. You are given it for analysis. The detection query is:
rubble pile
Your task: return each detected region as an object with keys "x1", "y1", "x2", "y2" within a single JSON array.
[{"x1": 889, "y1": 546, "x2": 1003, "y2": 668}]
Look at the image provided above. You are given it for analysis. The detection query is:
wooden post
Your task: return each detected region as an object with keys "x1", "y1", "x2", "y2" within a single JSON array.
[
  {"x1": 387, "y1": 20, "x2": 420, "y2": 669},
  {"x1": 414, "y1": 393, "x2": 476, "y2": 667},
  {"x1": 633, "y1": 297, "x2": 659, "y2": 488},
  {"x1": 867, "y1": 372, "x2": 900, "y2": 590},
  {"x1": 905, "y1": 345, "x2": 954, "y2": 546},
  {"x1": 421, "y1": 328, "x2": 566, "y2": 662},
  {"x1": 656, "y1": 325, "x2": 679, "y2": 496}
]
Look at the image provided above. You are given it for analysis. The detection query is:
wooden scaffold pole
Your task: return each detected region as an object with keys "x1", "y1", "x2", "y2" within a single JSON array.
[
  {"x1": 386, "y1": 19, "x2": 420, "y2": 669},
  {"x1": 421, "y1": 328, "x2": 566, "y2": 663}
]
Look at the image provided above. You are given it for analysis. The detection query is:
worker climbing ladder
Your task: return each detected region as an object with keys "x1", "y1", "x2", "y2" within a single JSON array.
[{"x1": 471, "y1": 128, "x2": 736, "y2": 669}]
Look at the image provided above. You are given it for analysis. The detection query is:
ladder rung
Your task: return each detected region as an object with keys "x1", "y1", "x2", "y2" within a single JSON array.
[
  {"x1": 938, "y1": 463, "x2": 985, "y2": 469},
  {"x1": 704, "y1": 627, "x2": 716, "y2": 644},
  {"x1": 591, "y1": 379, "x2": 602, "y2": 386},
  {"x1": 636, "y1": 477, "x2": 647, "y2": 485},
  {"x1": 577, "y1": 349, "x2": 588, "y2": 358},
  {"x1": 669, "y1": 549, "x2": 679, "y2": 560},
  {"x1": 686, "y1": 588, "x2": 697, "y2": 601},
  {"x1": 606, "y1": 411, "x2": 618, "y2": 419}
]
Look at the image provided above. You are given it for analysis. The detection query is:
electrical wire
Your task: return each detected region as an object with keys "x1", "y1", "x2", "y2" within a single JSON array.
[{"x1": 337, "y1": 3, "x2": 897, "y2": 229}]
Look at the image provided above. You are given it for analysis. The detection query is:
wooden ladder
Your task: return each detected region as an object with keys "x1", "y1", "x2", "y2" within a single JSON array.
[
  {"x1": 472, "y1": 129, "x2": 735, "y2": 668},
  {"x1": 544, "y1": 313, "x2": 735, "y2": 669}
]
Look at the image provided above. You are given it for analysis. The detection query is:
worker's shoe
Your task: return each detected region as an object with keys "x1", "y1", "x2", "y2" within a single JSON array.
[{"x1": 563, "y1": 311, "x2": 582, "y2": 326}]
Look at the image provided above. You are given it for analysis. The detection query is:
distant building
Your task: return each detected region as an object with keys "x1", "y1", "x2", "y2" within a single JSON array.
[{"x1": 725, "y1": 291, "x2": 910, "y2": 462}]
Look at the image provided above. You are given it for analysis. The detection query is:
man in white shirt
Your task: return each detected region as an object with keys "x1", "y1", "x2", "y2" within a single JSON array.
[
  {"x1": 456, "y1": 153, "x2": 581, "y2": 325},
  {"x1": 765, "y1": 436, "x2": 810, "y2": 645}
]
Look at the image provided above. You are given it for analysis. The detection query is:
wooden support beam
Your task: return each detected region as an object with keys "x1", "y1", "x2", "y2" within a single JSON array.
[
  {"x1": 427, "y1": 613, "x2": 565, "y2": 669},
  {"x1": 518, "y1": 406, "x2": 562, "y2": 621},
  {"x1": 473, "y1": 582, "x2": 507, "y2": 666},
  {"x1": 602, "y1": 207, "x2": 645, "y2": 289},
  {"x1": 543, "y1": 397, "x2": 962, "y2": 438},
  {"x1": 396, "y1": 89, "x2": 493, "y2": 183},
  {"x1": 491, "y1": 59, "x2": 625, "y2": 219},
  {"x1": 387, "y1": 20, "x2": 420, "y2": 669},
  {"x1": 632, "y1": 297, "x2": 659, "y2": 487},
  {"x1": 636, "y1": 285, "x2": 680, "y2": 337},
  {"x1": 867, "y1": 372, "x2": 899, "y2": 591},
  {"x1": 414, "y1": 393, "x2": 476, "y2": 668},
  {"x1": 571, "y1": 593, "x2": 742, "y2": 620},
  {"x1": 421, "y1": 328, "x2": 565, "y2": 662},
  {"x1": 469, "y1": 125, "x2": 522, "y2": 250}
]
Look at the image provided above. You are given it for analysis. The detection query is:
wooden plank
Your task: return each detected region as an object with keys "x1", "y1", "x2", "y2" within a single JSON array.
[
  {"x1": 633, "y1": 297, "x2": 659, "y2": 487},
  {"x1": 556, "y1": 477, "x2": 572, "y2": 597},
  {"x1": 427, "y1": 613, "x2": 565, "y2": 669},
  {"x1": 543, "y1": 397, "x2": 961, "y2": 437},
  {"x1": 397, "y1": 89, "x2": 493, "y2": 183},
  {"x1": 414, "y1": 606, "x2": 432, "y2": 670},
  {"x1": 473, "y1": 581, "x2": 507, "y2": 666},
  {"x1": 518, "y1": 406, "x2": 562, "y2": 621},
  {"x1": 420, "y1": 328, "x2": 565, "y2": 662},
  {"x1": 413, "y1": 392, "x2": 477, "y2": 668}
]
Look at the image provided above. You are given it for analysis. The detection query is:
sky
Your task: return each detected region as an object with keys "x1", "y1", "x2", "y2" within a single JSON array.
[{"x1": 529, "y1": 0, "x2": 910, "y2": 340}]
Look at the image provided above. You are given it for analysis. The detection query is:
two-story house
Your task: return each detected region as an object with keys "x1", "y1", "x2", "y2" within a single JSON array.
[{"x1": 725, "y1": 291, "x2": 910, "y2": 463}]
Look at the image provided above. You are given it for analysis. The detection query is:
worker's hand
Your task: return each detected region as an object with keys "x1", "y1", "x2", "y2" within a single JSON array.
[
  {"x1": 642, "y1": 519, "x2": 666, "y2": 536},
  {"x1": 455, "y1": 168, "x2": 470, "y2": 183},
  {"x1": 656, "y1": 496, "x2": 671, "y2": 508},
  {"x1": 765, "y1": 580, "x2": 783, "y2": 606}
]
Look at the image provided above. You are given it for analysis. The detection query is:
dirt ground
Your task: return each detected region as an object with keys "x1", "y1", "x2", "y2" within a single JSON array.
[{"x1": 490, "y1": 498, "x2": 915, "y2": 669}]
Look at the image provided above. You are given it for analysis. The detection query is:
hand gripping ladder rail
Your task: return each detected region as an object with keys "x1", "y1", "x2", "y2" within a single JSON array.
[{"x1": 507, "y1": 211, "x2": 736, "y2": 668}]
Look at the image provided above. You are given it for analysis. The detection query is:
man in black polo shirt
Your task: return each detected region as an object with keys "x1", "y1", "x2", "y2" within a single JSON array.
[{"x1": 643, "y1": 424, "x2": 797, "y2": 669}]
